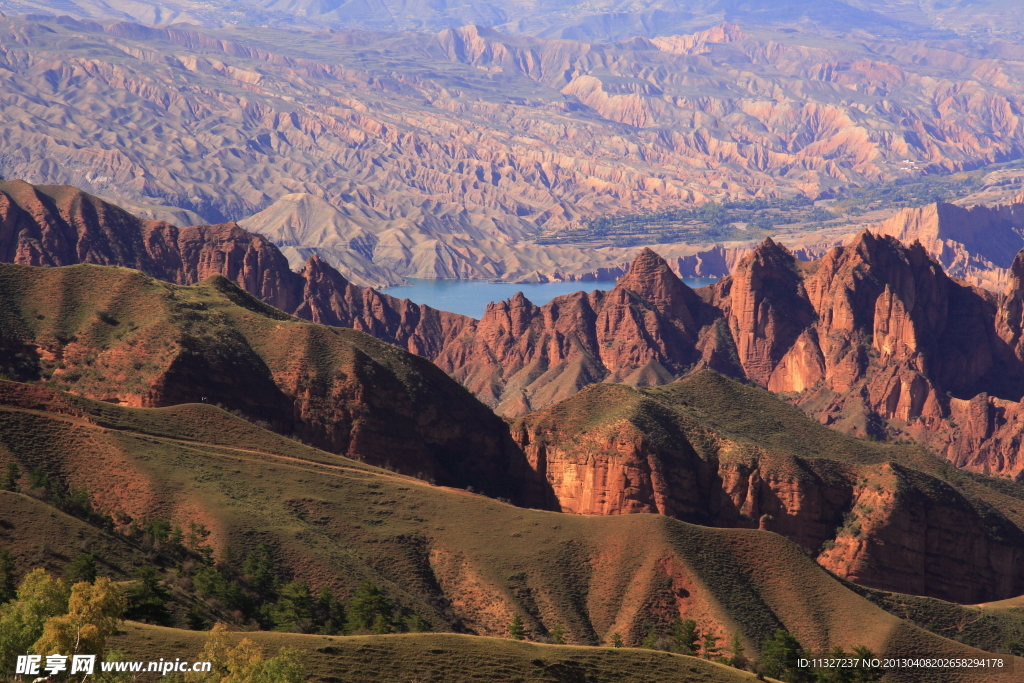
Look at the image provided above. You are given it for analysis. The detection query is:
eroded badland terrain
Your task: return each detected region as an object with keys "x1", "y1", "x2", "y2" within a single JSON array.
[{"x1": 4, "y1": 2, "x2": 1024, "y2": 682}]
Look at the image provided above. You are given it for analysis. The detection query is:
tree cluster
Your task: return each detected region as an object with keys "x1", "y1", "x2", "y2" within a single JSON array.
[
  {"x1": 753, "y1": 630, "x2": 884, "y2": 683},
  {"x1": 190, "y1": 543, "x2": 428, "y2": 635}
]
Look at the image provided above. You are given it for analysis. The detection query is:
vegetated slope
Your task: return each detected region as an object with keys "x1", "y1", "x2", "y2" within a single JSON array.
[
  {"x1": 110, "y1": 627, "x2": 759, "y2": 683},
  {"x1": 0, "y1": 491, "x2": 221, "y2": 626},
  {"x1": 854, "y1": 586, "x2": 1024, "y2": 656},
  {"x1": 5, "y1": 15, "x2": 1024, "y2": 247},
  {"x1": 0, "y1": 262, "x2": 543, "y2": 504},
  {"x1": 0, "y1": 382, "x2": 1015, "y2": 680},
  {"x1": 510, "y1": 371, "x2": 1024, "y2": 604}
]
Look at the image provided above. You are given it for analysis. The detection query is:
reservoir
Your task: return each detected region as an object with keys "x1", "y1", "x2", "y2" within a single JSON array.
[{"x1": 380, "y1": 277, "x2": 719, "y2": 319}]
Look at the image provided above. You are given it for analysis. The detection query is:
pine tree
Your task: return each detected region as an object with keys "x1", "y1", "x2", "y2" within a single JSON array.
[
  {"x1": 814, "y1": 646, "x2": 852, "y2": 683},
  {"x1": 673, "y1": 618, "x2": 700, "y2": 656},
  {"x1": 242, "y1": 542, "x2": 278, "y2": 601},
  {"x1": 851, "y1": 645, "x2": 884, "y2": 682},
  {"x1": 372, "y1": 613, "x2": 394, "y2": 634},
  {"x1": 611, "y1": 632, "x2": 623, "y2": 648},
  {"x1": 64, "y1": 553, "x2": 98, "y2": 585},
  {"x1": 641, "y1": 623, "x2": 659, "y2": 650},
  {"x1": 702, "y1": 630, "x2": 721, "y2": 660},
  {"x1": 729, "y1": 631, "x2": 748, "y2": 670},
  {"x1": 271, "y1": 581, "x2": 314, "y2": 633},
  {"x1": 314, "y1": 586, "x2": 346, "y2": 635},
  {"x1": 550, "y1": 624, "x2": 566, "y2": 644},
  {"x1": 0, "y1": 548, "x2": 16, "y2": 604},
  {"x1": 760, "y1": 629, "x2": 813, "y2": 682},
  {"x1": 347, "y1": 581, "x2": 393, "y2": 633},
  {"x1": 508, "y1": 613, "x2": 526, "y2": 640},
  {"x1": 405, "y1": 613, "x2": 431, "y2": 633},
  {"x1": 124, "y1": 566, "x2": 171, "y2": 626},
  {"x1": 2, "y1": 462, "x2": 19, "y2": 492},
  {"x1": 187, "y1": 604, "x2": 209, "y2": 631}
]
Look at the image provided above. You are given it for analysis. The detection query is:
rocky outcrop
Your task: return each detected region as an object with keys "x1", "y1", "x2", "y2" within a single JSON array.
[
  {"x1": 872, "y1": 200, "x2": 1024, "y2": 291},
  {"x1": 431, "y1": 248, "x2": 739, "y2": 415},
  {"x1": 510, "y1": 375, "x2": 1024, "y2": 603},
  {"x1": 0, "y1": 179, "x2": 303, "y2": 312}
]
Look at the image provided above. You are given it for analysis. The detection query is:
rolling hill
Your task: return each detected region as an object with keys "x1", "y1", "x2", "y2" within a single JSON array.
[
  {"x1": 510, "y1": 370, "x2": 1024, "y2": 604},
  {"x1": 0, "y1": 260, "x2": 544, "y2": 504},
  {"x1": 0, "y1": 378, "x2": 1018, "y2": 681}
]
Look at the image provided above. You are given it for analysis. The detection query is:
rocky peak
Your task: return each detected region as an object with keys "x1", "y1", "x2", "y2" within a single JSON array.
[
  {"x1": 1009, "y1": 250, "x2": 1024, "y2": 296},
  {"x1": 615, "y1": 247, "x2": 697, "y2": 326},
  {"x1": 726, "y1": 237, "x2": 816, "y2": 385}
]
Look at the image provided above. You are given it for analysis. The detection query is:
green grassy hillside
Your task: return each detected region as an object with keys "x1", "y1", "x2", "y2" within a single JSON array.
[
  {"x1": 0, "y1": 382, "x2": 1018, "y2": 682},
  {"x1": 111, "y1": 625, "x2": 762, "y2": 683},
  {"x1": 0, "y1": 262, "x2": 544, "y2": 504}
]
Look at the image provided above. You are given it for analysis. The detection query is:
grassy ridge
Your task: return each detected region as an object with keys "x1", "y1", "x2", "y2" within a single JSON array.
[
  {"x1": 111, "y1": 625, "x2": 761, "y2": 683},
  {"x1": 0, "y1": 382, "x2": 1019, "y2": 682},
  {"x1": 0, "y1": 262, "x2": 539, "y2": 502}
]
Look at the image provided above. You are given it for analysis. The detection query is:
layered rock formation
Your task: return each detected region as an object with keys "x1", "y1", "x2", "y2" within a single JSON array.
[
  {"x1": 10, "y1": 178, "x2": 1024, "y2": 484},
  {"x1": 0, "y1": 179, "x2": 304, "y2": 311},
  {"x1": 428, "y1": 249, "x2": 736, "y2": 415},
  {"x1": 509, "y1": 373, "x2": 1024, "y2": 604},
  {"x1": 872, "y1": 199, "x2": 1024, "y2": 291},
  {"x1": 5, "y1": 14, "x2": 1024, "y2": 255}
]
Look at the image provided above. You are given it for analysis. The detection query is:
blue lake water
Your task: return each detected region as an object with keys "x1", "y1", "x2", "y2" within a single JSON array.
[{"x1": 380, "y1": 277, "x2": 719, "y2": 319}]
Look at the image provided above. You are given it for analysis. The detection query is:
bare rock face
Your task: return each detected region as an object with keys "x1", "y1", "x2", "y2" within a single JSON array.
[
  {"x1": 0, "y1": 179, "x2": 302, "y2": 312},
  {"x1": 710, "y1": 232, "x2": 1024, "y2": 473},
  {"x1": 432, "y1": 248, "x2": 738, "y2": 415},
  {"x1": 873, "y1": 200, "x2": 1024, "y2": 290},
  {"x1": 510, "y1": 376, "x2": 1024, "y2": 603}
]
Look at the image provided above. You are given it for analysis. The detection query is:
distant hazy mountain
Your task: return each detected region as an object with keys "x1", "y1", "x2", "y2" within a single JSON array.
[{"x1": 1, "y1": 0, "x2": 1022, "y2": 40}]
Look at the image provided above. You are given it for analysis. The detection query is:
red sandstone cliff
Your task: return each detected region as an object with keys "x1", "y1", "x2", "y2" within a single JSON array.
[
  {"x1": 9, "y1": 180, "x2": 1024, "y2": 482},
  {"x1": 509, "y1": 375, "x2": 1024, "y2": 604},
  {"x1": 872, "y1": 200, "x2": 1024, "y2": 291},
  {"x1": 430, "y1": 248, "x2": 739, "y2": 415}
]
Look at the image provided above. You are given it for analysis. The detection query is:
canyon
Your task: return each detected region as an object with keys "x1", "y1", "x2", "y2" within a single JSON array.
[
  {"x1": 9, "y1": 179, "x2": 1024, "y2": 486},
  {"x1": 10, "y1": 179, "x2": 1024, "y2": 608}
]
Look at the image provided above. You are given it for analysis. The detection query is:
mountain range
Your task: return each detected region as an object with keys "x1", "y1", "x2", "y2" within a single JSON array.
[
  {"x1": 2, "y1": 0, "x2": 1023, "y2": 42},
  {"x1": 3, "y1": 178, "x2": 1024, "y2": 675},
  {"x1": 6, "y1": 14, "x2": 1024, "y2": 281},
  {"x1": 9, "y1": 178, "x2": 1024, "y2": 487}
]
